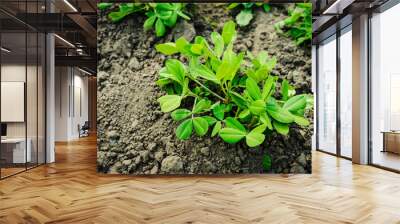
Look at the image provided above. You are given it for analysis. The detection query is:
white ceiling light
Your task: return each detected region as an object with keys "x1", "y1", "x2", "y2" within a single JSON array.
[
  {"x1": 1, "y1": 47, "x2": 11, "y2": 53},
  {"x1": 54, "y1": 34, "x2": 75, "y2": 48},
  {"x1": 63, "y1": 0, "x2": 78, "y2": 12}
]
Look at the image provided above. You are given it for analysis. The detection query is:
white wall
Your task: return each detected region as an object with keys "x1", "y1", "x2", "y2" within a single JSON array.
[{"x1": 54, "y1": 67, "x2": 89, "y2": 141}]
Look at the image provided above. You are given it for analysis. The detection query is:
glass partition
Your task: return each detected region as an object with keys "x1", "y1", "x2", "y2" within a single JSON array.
[
  {"x1": 0, "y1": 1, "x2": 46, "y2": 179},
  {"x1": 370, "y1": 3, "x2": 400, "y2": 171},
  {"x1": 339, "y1": 26, "x2": 352, "y2": 158},
  {"x1": 317, "y1": 35, "x2": 337, "y2": 154},
  {"x1": 1, "y1": 31, "x2": 28, "y2": 177}
]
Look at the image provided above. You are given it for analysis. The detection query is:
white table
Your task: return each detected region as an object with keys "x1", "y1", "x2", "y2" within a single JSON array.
[{"x1": 1, "y1": 138, "x2": 31, "y2": 163}]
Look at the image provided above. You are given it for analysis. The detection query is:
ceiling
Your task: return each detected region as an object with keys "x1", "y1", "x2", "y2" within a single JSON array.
[{"x1": 0, "y1": 0, "x2": 97, "y2": 74}]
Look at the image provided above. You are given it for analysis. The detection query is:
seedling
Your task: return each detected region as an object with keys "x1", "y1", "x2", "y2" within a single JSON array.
[
  {"x1": 274, "y1": 3, "x2": 312, "y2": 45},
  {"x1": 98, "y1": 3, "x2": 190, "y2": 37},
  {"x1": 228, "y1": 3, "x2": 271, "y2": 27},
  {"x1": 156, "y1": 21, "x2": 311, "y2": 148}
]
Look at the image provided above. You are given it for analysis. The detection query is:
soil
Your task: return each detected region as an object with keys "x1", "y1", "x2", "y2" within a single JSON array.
[{"x1": 97, "y1": 4, "x2": 313, "y2": 174}]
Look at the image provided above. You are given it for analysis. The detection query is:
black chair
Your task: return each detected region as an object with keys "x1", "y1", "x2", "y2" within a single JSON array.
[{"x1": 79, "y1": 121, "x2": 90, "y2": 138}]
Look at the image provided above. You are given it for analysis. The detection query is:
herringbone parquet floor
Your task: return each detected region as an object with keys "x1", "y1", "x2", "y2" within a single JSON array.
[{"x1": 1, "y1": 135, "x2": 400, "y2": 224}]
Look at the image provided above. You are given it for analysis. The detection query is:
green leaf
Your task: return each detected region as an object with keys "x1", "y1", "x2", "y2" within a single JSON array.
[
  {"x1": 156, "y1": 43, "x2": 178, "y2": 55},
  {"x1": 282, "y1": 80, "x2": 289, "y2": 101},
  {"x1": 211, "y1": 32, "x2": 224, "y2": 58},
  {"x1": 222, "y1": 20, "x2": 236, "y2": 45},
  {"x1": 249, "y1": 100, "x2": 266, "y2": 115},
  {"x1": 203, "y1": 116, "x2": 217, "y2": 125},
  {"x1": 190, "y1": 63, "x2": 219, "y2": 84},
  {"x1": 263, "y1": 4, "x2": 271, "y2": 12},
  {"x1": 176, "y1": 37, "x2": 189, "y2": 52},
  {"x1": 108, "y1": 3, "x2": 144, "y2": 22},
  {"x1": 177, "y1": 11, "x2": 190, "y2": 20},
  {"x1": 246, "y1": 131, "x2": 265, "y2": 147},
  {"x1": 155, "y1": 18, "x2": 166, "y2": 37},
  {"x1": 158, "y1": 95, "x2": 182, "y2": 112},
  {"x1": 190, "y1": 44, "x2": 203, "y2": 55},
  {"x1": 193, "y1": 99, "x2": 211, "y2": 113},
  {"x1": 171, "y1": 109, "x2": 191, "y2": 121},
  {"x1": 211, "y1": 121, "x2": 222, "y2": 137},
  {"x1": 246, "y1": 77, "x2": 262, "y2": 100},
  {"x1": 225, "y1": 117, "x2": 246, "y2": 132},
  {"x1": 98, "y1": 3, "x2": 112, "y2": 10},
  {"x1": 229, "y1": 91, "x2": 247, "y2": 109},
  {"x1": 283, "y1": 94, "x2": 307, "y2": 112},
  {"x1": 143, "y1": 15, "x2": 157, "y2": 30},
  {"x1": 228, "y1": 3, "x2": 240, "y2": 9},
  {"x1": 273, "y1": 121, "x2": 289, "y2": 135},
  {"x1": 236, "y1": 9, "x2": 253, "y2": 27},
  {"x1": 293, "y1": 115, "x2": 310, "y2": 126},
  {"x1": 219, "y1": 128, "x2": 246, "y2": 144},
  {"x1": 163, "y1": 12, "x2": 178, "y2": 28},
  {"x1": 216, "y1": 50, "x2": 244, "y2": 82},
  {"x1": 166, "y1": 59, "x2": 186, "y2": 84},
  {"x1": 193, "y1": 117, "x2": 209, "y2": 136},
  {"x1": 262, "y1": 154, "x2": 272, "y2": 171},
  {"x1": 239, "y1": 109, "x2": 250, "y2": 119},
  {"x1": 212, "y1": 104, "x2": 225, "y2": 120},
  {"x1": 266, "y1": 99, "x2": 294, "y2": 123},
  {"x1": 251, "y1": 124, "x2": 267, "y2": 134},
  {"x1": 260, "y1": 113, "x2": 273, "y2": 130},
  {"x1": 176, "y1": 119, "x2": 193, "y2": 140},
  {"x1": 262, "y1": 76, "x2": 275, "y2": 100}
]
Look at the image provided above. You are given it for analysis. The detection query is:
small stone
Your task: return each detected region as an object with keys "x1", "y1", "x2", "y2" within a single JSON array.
[
  {"x1": 200, "y1": 147, "x2": 210, "y2": 156},
  {"x1": 173, "y1": 20, "x2": 196, "y2": 42},
  {"x1": 297, "y1": 153, "x2": 307, "y2": 167},
  {"x1": 161, "y1": 156, "x2": 183, "y2": 173},
  {"x1": 107, "y1": 130, "x2": 119, "y2": 140},
  {"x1": 150, "y1": 165, "x2": 159, "y2": 174},
  {"x1": 165, "y1": 142, "x2": 176, "y2": 155},
  {"x1": 122, "y1": 159, "x2": 132, "y2": 166},
  {"x1": 128, "y1": 57, "x2": 141, "y2": 70},
  {"x1": 234, "y1": 157, "x2": 241, "y2": 166},
  {"x1": 147, "y1": 143, "x2": 157, "y2": 151},
  {"x1": 154, "y1": 151, "x2": 165, "y2": 162},
  {"x1": 203, "y1": 161, "x2": 216, "y2": 173},
  {"x1": 141, "y1": 151, "x2": 150, "y2": 163},
  {"x1": 134, "y1": 156, "x2": 142, "y2": 165}
]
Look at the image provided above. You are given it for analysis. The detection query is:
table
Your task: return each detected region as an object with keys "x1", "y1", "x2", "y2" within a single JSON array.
[
  {"x1": 1, "y1": 138, "x2": 31, "y2": 163},
  {"x1": 382, "y1": 131, "x2": 400, "y2": 154}
]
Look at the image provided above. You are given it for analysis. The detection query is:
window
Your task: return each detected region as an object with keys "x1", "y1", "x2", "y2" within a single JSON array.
[
  {"x1": 317, "y1": 35, "x2": 337, "y2": 154},
  {"x1": 339, "y1": 26, "x2": 352, "y2": 158},
  {"x1": 370, "y1": 3, "x2": 400, "y2": 171}
]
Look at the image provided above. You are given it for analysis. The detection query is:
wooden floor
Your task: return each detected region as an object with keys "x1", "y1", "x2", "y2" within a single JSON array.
[{"x1": 1, "y1": 136, "x2": 400, "y2": 224}]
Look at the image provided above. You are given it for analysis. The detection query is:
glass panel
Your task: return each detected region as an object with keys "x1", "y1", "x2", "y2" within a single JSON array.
[
  {"x1": 317, "y1": 35, "x2": 337, "y2": 154},
  {"x1": 1, "y1": 30, "x2": 27, "y2": 177},
  {"x1": 27, "y1": 31, "x2": 38, "y2": 169},
  {"x1": 340, "y1": 27, "x2": 352, "y2": 158},
  {"x1": 38, "y1": 32, "x2": 45, "y2": 165},
  {"x1": 371, "y1": 4, "x2": 400, "y2": 171}
]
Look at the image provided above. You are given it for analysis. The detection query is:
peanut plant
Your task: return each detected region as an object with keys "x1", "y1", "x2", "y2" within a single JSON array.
[
  {"x1": 275, "y1": 3, "x2": 312, "y2": 45},
  {"x1": 98, "y1": 3, "x2": 190, "y2": 37},
  {"x1": 228, "y1": 3, "x2": 271, "y2": 27},
  {"x1": 155, "y1": 21, "x2": 311, "y2": 150}
]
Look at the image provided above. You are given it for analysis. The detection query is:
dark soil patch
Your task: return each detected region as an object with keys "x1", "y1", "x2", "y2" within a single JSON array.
[{"x1": 97, "y1": 4, "x2": 312, "y2": 174}]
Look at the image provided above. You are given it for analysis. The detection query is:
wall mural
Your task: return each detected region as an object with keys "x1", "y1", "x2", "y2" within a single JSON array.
[{"x1": 97, "y1": 3, "x2": 313, "y2": 174}]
